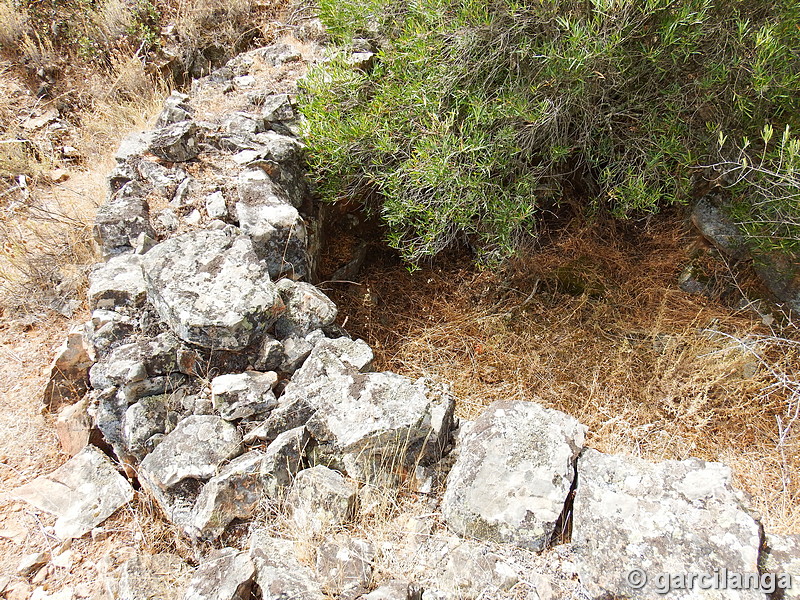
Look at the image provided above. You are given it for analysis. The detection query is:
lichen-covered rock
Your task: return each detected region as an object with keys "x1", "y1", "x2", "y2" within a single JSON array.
[
  {"x1": 149, "y1": 121, "x2": 199, "y2": 162},
  {"x1": 287, "y1": 466, "x2": 357, "y2": 534},
  {"x1": 182, "y1": 548, "x2": 255, "y2": 600},
  {"x1": 94, "y1": 183, "x2": 155, "y2": 256},
  {"x1": 249, "y1": 532, "x2": 325, "y2": 600},
  {"x1": 87, "y1": 254, "x2": 148, "y2": 311},
  {"x1": 211, "y1": 371, "x2": 278, "y2": 421},
  {"x1": 191, "y1": 426, "x2": 308, "y2": 539},
  {"x1": 691, "y1": 193, "x2": 748, "y2": 260},
  {"x1": 156, "y1": 91, "x2": 193, "y2": 128},
  {"x1": 121, "y1": 394, "x2": 174, "y2": 459},
  {"x1": 442, "y1": 400, "x2": 585, "y2": 551},
  {"x1": 139, "y1": 415, "x2": 242, "y2": 491},
  {"x1": 206, "y1": 191, "x2": 228, "y2": 219},
  {"x1": 12, "y1": 446, "x2": 134, "y2": 540},
  {"x1": 43, "y1": 324, "x2": 94, "y2": 410},
  {"x1": 141, "y1": 229, "x2": 284, "y2": 350},
  {"x1": 762, "y1": 534, "x2": 800, "y2": 600},
  {"x1": 89, "y1": 332, "x2": 192, "y2": 390},
  {"x1": 261, "y1": 93, "x2": 295, "y2": 122},
  {"x1": 316, "y1": 536, "x2": 375, "y2": 598},
  {"x1": 235, "y1": 169, "x2": 307, "y2": 279},
  {"x1": 115, "y1": 130, "x2": 154, "y2": 163},
  {"x1": 113, "y1": 553, "x2": 189, "y2": 600},
  {"x1": 275, "y1": 280, "x2": 337, "y2": 338},
  {"x1": 572, "y1": 449, "x2": 763, "y2": 600}
]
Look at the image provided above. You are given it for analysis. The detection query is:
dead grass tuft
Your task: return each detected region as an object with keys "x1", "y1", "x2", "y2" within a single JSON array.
[{"x1": 324, "y1": 212, "x2": 800, "y2": 534}]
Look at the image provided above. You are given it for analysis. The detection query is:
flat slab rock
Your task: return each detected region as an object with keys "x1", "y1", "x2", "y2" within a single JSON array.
[
  {"x1": 142, "y1": 228, "x2": 283, "y2": 350},
  {"x1": 139, "y1": 415, "x2": 242, "y2": 491},
  {"x1": 442, "y1": 400, "x2": 585, "y2": 551},
  {"x1": 572, "y1": 449, "x2": 764, "y2": 600},
  {"x1": 13, "y1": 446, "x2": 134, "y2": 540}
]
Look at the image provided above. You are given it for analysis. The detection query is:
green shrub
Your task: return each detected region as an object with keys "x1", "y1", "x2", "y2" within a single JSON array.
[{"x1": 299, "y1": 0, "x2": 800, "y2": 265}]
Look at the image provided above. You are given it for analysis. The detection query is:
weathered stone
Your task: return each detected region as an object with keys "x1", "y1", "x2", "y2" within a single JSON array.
[
  {"x1": 249, "y1": 531, "x2": 324, "y2": 600},
  {"x1": 432, "y1": 541, "x2": 518, "y2": 600},
  {"x1": 316, "y1": 536, "x2": 375, "y2": 598},
  {"x1": 361, "y1": 581, "x2": 414, "y2": 600},
  {"x1": 172, "y1": 176, "x2": 198, "y2": 207},
  {"x1": 13, "y1": 446, "x2": 134, "y2": 539},
  {"x1": 115, "y1": 553, "x2": 189, "y2": 600},
  {"x1": 139, "y1": 415, "x2": 242, "y2": 491},
  {"x1": 206, "y1": 191, "x2": 228, "y2": 219},
  {"x1": 149, "y1": 121, "x2": 199, "y2": 162},
  {"x1": 115, "y1": 130, "x2": 154, "y2": 163},
  {"x1": 572, "y1": 449, "x2": 763, "y2": 600},
  {"x1": 235, "y1": 169, "x2": 307, "y2": 278},
  {"x1": 287, "y1": 466, "x2": 357, "y2": 534},
  {"x1": 224, "y1": 112, "x2": 267, "y2": 136},
  {"x1": 89, "y1": 332, "x2": 191, "y2": 390},
  {"x1": 44, "y1": 324, "x2": 94, "y2": 410},
  {"x1": 691, "y1": 193, "x2": 748, "y2": 260},
  {"x1": 121, "y1": 394, "x2": 172, "y2": 459},
  {"x1": 156, "y1": 91, "x2": 193, "y2": 128},
  {"x1": 142, "y1": 229, "x2": 283, "y2": 350},
  {"x1": 55, "y1": 397, "x2": 92, "y2": 456},
  {"x1": 261, "y1": 94, "x2": 294, "y2": 122},
  {"x1": 137, "y1": 159, "x2": 178, "y2": 197},
  {"x1": 211, "y1": 371, "x2": 278, "y2": 421},
  {"x1": 279, "y1": 334, "x2": 315, "y2": 372},
  {"x1": 442, "y1": 400, "x2": 585, "y2": 551},
  {"x1": 252, "y1": 335, "x2": 285, "y2": 371},
  {"x1": 752, "y1": 251, "x2": 800, "y2": 312},
  {"x1": 191, "y1": 450, "x2": 266, "y2": 540},
  {"x1": 94, "y1": 182, "x2": 155, "y2": 256},
  {"x1": 182, "y1": 548, "x2": 255, "y2": 600},
  {"x1": 762, "y1": 534, "x2": 800, "y2": 600},
  {"x1": 87, "y1": 254, "x2": 148, "y2": 310},
  {"x1": 275, "y1": 280, "x2": 337, "y2": 338},
  {"x1": 17, "y1": 552, "x2": 47, "y2": 577}
]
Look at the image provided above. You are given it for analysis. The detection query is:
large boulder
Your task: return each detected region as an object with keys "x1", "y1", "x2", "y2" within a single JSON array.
[
  {"x1": 572, "y1": 449, "x2": 763, "y2": 600},
  {"x1": 141, "y1": 229, "x2": 284, "y2": 350},
  {"x1": 442, "y1": 400, "x2": 586, "y2": 551}
]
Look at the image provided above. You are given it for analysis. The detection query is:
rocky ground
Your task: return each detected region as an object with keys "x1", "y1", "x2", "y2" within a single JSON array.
[{"x1": 0, "y1": 24, "x2": 799, "y2": 600}]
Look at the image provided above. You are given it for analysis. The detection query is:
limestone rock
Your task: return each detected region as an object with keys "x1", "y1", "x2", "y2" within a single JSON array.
[
  {"x1": 287, "y1": 466, "x2": 357, "y2": 534},
  {"x1": 191, "y1": 427, "x2": 309, "y2": 540},
  {"x1": 55, "y1": 397, "x2": 93, "y2": 456},
  {"x1": 261, "y1": 93, "x2": 295, "y2": 122},
  {"x1": 316, "y1": 536, "x2": 375, "y2": 598},
  {"x1": 572, "y1": 449, "x2": 763, "y2": 600},
  {"x1": 442, "y1": 400, "x2": 585, "y2": 551},
  {"x1": 139, "y1": 415, "x2": 242, "y2": 491},
  {"x1": 182, "y1": 548, "x2": 255, "y2": 600},
  {"x1": 235, "y1": 169, "x2": 307, "y2": 278},
  {"x1": 142, "y1": 229, "x2": 283, "y2": 350},
  {"x1": 13, "y1": 446, "x2": 134, "y2": 540},
  {"x1": 87, "y1": 254, "x2": 148, "y2": 310},
  {"x1": 361, "y1": 582, "x2": 414, "y2": 600},
  {"x1": 149, "y1": 121, "x2": 199, "y2": 162},
  {"x1": 43, "y1": 324, "x2": 94, "y2": 410},
  {"x1": 115, "y1": 553, "x2": 189, "y2": 600},
  {"x1": 763, "y1": 534, "x2": 800, "y2": 600},
  {"x1": 432, "y1": 542, "x2": 519, "y2": 600},
  {"x1": 691, "y1": 193, "x2": 748, "y2": 260},
  {"x1": 249, "y1": 532, "x2": 324, "y2": 600},
  {"x1": 156, "y1": 91, "x2": 193, "y2": 128},
  {"x1": 190, "y1": 450, "x2": 264, "y2": 540},
  {"x1": 94, "y1": 183, "x2": 155, "y2": 256},
  {"x1": 89, "y1": 332, "x2": 191, "y2": 391},
  {"x1": 211, "y1": 371, "x2": 278, "y2": 421},
  {"x1": 275, "y1": 280, "x2": 337, "y2": 338},
  {"x1": 206, "y1": 191, "x2": 228, "y2": 219},
  {"x1": 121, "y1": 394, "x2": 174, "y2": 459},
  {"x1": 115, "y1": 130, "x2": 154, "y2": 163}
]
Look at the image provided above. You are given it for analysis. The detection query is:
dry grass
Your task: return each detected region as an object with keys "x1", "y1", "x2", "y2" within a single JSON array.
[{"x1": 323, "y1": 211, "x2": 800, "y2": 534}]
